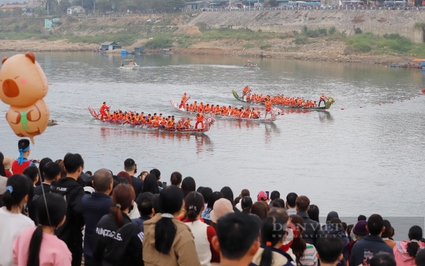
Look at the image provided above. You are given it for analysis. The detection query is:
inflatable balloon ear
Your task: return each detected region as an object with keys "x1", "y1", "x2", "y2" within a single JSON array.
[{"x1": 0, "y1": 52, "x2": 50, "y2": 144}]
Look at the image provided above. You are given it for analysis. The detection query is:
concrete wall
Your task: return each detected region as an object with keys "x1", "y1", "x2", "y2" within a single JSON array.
[{"x1": 188, "y1": 10, "x2": 425, "y2": 43}]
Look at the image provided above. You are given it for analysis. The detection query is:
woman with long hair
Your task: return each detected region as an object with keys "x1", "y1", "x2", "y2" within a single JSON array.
[
  {"x1": 141, "y1": 174, "x2": 159, "y2": 194},
  {"x1": 183, "y1": 191, "x2": 216, "y2": 266},
  {"x1": 143, "y1": 186, "x2": 200, "y2": 266},
  {"x1": 290, "y1": 215, "x2": 318, "y2": 266},
  {"x1": 170, "y1": 171, "x2": 182, "y2": 187},
  {"x1": 251, "y1": 216, "x2": 294, "y2": 266},
  {"x1": 0, "y1": 174, "x2": 34, "y2": 266},
  {"x1": 93, "y1": 184, "x2": 143, "y2": 266},
  {"x1": 13, "y1": 193, "x2": 71, "y2": 266},
  {"x1": 393, "y1": 225, "x2": 425, "y2": 266}
]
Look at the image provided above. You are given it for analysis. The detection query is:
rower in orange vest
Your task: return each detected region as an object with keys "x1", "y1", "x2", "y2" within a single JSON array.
[
  {"x1": 264, "y1": 99, "x2": 272, "y2": 119},
  {"x1": 242, "y1": 86, "x2": 251, "y2": 101},
  {"x1": 99, "y1": 102, "x2": 110, "y2": 120},
  {"x1": 179, "y1": 93, "x2": 190, "y2": 109},
  {"x1": 318, "y1": 94, "x2": 326, "y2": 107},
  {"x1": 195, "y1": 113, "x2": 204, "y2": 129}
]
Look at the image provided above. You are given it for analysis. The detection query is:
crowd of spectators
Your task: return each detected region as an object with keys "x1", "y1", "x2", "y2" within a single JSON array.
[{"x1": 1, "y1": 139, "x2": 425, "y2": 266}]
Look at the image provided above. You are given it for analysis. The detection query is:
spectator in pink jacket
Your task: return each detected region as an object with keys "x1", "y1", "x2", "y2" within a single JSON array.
[{"x1": 393, "y1": 225, "x2": 425, "y2": 266}]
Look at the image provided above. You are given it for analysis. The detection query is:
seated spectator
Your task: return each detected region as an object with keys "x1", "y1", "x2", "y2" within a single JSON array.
[{"x1": 211, "y1": 212, "x2": 261, "y2": 266}]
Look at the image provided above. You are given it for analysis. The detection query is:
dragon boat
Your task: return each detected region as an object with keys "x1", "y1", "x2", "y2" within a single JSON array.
[
  {"x1": 232, "y1": 90, "x2": 335, "y2": 111},
  {"x1": 88, "y1": 107, "x2": 215, "y2": 134},
  {"x1": 170, "y1": 99, "x2": 281, "y2": 123}
]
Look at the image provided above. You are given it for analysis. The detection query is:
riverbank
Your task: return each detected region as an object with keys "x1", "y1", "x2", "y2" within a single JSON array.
[{"x1": 0, "y1": 38, "x2": 411, "y2": 65}]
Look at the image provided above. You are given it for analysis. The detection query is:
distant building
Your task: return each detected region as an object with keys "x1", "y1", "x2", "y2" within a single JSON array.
[
  {"x1": 101, "y1": 42, "x2": 122, "y2": 51},
  {"x1": 67, "y1": 6, "x2": 85, "y2": 15},
  {"x1": 0, "y1": 4, "x2": 27, "y2": 12}
]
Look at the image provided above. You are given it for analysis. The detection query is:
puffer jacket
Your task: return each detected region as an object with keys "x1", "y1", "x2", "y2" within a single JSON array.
[{"x1": 393, "y1": 240, "x2": 425, "y2": 266}]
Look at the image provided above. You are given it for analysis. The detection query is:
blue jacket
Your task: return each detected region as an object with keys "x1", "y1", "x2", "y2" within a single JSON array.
[
  {"x1": 82, "y1": 193, "x2": 113, "y2": 258},
  {"x1": 350, "y1": 235, "x2": 394, "y2": 266}
]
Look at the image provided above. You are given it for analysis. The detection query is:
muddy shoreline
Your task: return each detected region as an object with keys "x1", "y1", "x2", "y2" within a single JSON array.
[{"x1": 0, "y1": 39, "x2": 411, "y2": 65}]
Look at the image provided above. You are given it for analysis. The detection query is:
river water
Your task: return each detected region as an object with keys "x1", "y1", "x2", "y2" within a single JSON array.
[{"x1": 1, "y1": 52, "x2": 424, "y2": 237}]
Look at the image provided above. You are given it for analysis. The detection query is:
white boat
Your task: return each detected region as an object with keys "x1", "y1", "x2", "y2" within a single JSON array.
[{"x1": 119, "y1": 59, "x2": 139, "y2": 70}]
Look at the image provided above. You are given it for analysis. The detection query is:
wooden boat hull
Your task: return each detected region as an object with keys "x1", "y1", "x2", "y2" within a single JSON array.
[
  {"x1": 169, "y1": 99, "x2": 279, "y2": 123},
  {"x1": 232, "y1": 90, "x2": 334, "y2": 111},
  {"x1": 88, "y1": 106, "x2": 214, "y2": 134}
]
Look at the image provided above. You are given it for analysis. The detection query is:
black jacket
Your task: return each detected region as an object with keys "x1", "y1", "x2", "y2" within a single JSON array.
[
  {"x1": 93, "y1": 213, "x2": 143, "y2": 266},
  {"x1": 50, "y1": 177, "x2": 85, "y2": 246},
  {"x1": 297, "y1": 211, "x2": 324, "y2": 246},
  {"x1": 131, "y1": 176, "x2": 143, "y2": 197}
]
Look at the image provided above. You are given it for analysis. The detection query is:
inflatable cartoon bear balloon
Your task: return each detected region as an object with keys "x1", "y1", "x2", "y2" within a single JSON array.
[{"x1": 0, "y1": 52, "x2": 50, "y2": 144}]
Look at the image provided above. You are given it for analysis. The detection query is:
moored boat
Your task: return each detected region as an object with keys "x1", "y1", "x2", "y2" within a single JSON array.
[
  {"x1": 88, "y1": 106, "x2": 214, "y2": 134},
  {"x1": 232, "y1": 90, "x2": 335, "y2": 111},
  {"x1": 170, "y1": 99, "x2": 281, "y2": 123}
]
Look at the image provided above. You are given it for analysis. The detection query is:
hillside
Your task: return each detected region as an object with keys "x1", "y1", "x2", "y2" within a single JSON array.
[{"x1": 0, "y1": 11, "x2": 423, "y2": 65}]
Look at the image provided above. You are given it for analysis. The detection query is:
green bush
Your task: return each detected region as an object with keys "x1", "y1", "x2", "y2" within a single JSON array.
[
  {"x1": 145, "y1": 35, "x2": 173, "y2": 49},
  {"x1": 329, "y1": 26, "x2": 336, "y2": 35},
  {"x1": 354, "y1": 27, "x2": 363, "y2": 34},
  {"x1": 294, "y1": 36, "x2": 308, "y2": 45},
  {"x1": 243, "y1": 43, "x2": 255, "y2": 49},
  {"x1": 260, "y1": 43, "x2": 272, "y2": 50}
]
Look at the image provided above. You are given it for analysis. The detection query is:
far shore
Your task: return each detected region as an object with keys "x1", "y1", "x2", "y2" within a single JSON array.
[{"x1": 0, "y1": 39, "x2": 413, "y2": 65}]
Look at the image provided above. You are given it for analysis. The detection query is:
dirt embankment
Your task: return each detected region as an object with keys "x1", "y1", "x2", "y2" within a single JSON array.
[{"x1": 0, "y1": 12, "x2": 418, "y2": 65}]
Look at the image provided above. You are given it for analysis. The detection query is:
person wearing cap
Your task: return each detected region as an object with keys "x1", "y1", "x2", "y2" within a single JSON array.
[
  {"x1": 11, "y1": 139, "x2": 34, "y2": 175},
  {"x1": 350, "y1": 214, "x2": 394, "y2": 266},
  {"x1": 210, "y1": 198, "x2": 234, "y2": 226},
  {"x1": 346, "y1": 220, "x2": 368, "y2": 262},
  {"x1": 124, "y1": 158, "x2": 143, "y2": 198},
  {"x1": 257, "y1": 190, "x2": 268, "y2": 202},
  {"x1": 211, "y1": 212, "x2": 261, "y2": 266}
]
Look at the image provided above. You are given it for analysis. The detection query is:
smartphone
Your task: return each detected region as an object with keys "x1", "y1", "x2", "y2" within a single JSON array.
[
  {"x1": 265, "y1": 191, "x2": 270, "y2": 199},
  {"x1": 163, "y1": 181, "x2": 167, "y2": 187}
]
